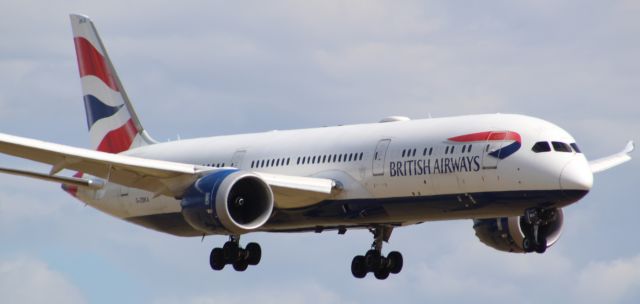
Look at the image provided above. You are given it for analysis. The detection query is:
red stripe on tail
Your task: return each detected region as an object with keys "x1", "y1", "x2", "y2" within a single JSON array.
[
  {"x1": 73, "y1": 37, "x2": 119, "y2": 92},
  {"x1": 61, "y1": 172, "x2": 84, "y2": 197},
  {"x1": 97, "y1": 119, "x2": 139, "y2": 153}
]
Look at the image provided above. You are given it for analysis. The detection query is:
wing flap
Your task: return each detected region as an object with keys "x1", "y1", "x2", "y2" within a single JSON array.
[{"x1": 0, "y1": 166, "x2": 103, "y2": 189}]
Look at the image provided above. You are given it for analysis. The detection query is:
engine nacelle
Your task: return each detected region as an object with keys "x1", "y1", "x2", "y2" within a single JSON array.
[
  {"x1": 472, "y1": 209, "x2": 564, "y2": 253},
  {"x1": 181, "y1": 169, "x2": 274, "y2": 235}
]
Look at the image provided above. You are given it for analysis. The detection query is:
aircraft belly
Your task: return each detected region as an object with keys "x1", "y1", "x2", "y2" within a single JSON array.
[{"x1": 120, "y1": 189, "x2": 587, "y2": 236}]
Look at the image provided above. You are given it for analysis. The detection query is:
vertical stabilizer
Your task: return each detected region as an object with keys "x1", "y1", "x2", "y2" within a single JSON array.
[{"x1": 70, "y1": 14, "x2": 156, "y2": 153}]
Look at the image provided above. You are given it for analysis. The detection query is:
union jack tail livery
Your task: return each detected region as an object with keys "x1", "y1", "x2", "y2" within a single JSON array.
[{"x1": 70, "y1": 14, "x2": 155, "y2": 153}]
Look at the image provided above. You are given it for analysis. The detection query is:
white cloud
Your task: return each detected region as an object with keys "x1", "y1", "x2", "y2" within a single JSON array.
[
  {"x1": 0, "y1": 1, "x2": 637, "y2": 303},
  {"x1": 0, "y1": 257, "x2": 85, "y2": 304},
  {"x1": 155, "y1": 281, "x2": 350, "y2": 304},
  {"x1": 574, "y1": 255, "x2": 640, "y2": 303}
]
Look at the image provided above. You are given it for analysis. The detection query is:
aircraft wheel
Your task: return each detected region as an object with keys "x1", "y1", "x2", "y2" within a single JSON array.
[
  {"x1": 535, "y1": 237, "x2": 548, "y2": 254},
  {"x1": 210, "y1": 248, "x2": 225, "y2": 271},
  {"x1": 233, "y1": 261, "x2": 248, "y2": 272},
  {"x1": 246, "y1": 242, "x2": 262, "y2": 265},
  {"x1": 388, "y1": 251, "x2": 403, "y2": 274},
  {"x1": 365, "y1": 250, "x2": 381, "y2": 270},
  {"x1": 351, "y1": 255, "x2": 367, "y2": 278},
  {"x1": 374, "y1": 267, "x2": 390, "y2": 280},
  {"x1": 223, "y1": 241, "x2": 239, "y2": 260},
  {"x1": 522, "y1": 237, "x2": 535, "y2": 253}
]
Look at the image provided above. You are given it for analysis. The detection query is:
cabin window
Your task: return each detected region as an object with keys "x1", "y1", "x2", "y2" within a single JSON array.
[
  {"x1": 359, "y1": 152, "x2": 364, "y2": 160},
  {"x1": 532, "y1": 141, "x2": 551, "y2": 153},
  {"x1": 552, "y1": 142, "x2": 572, "y2": 153},
  {"x1": 402, "y1": 150, "x2": 406, "y2": 157},
  {"x1": 570, "y1": 143, "x2": 582, "y2": 153},
  {"x1": 429, "y1": 147, "x2": 433, "y2": 155}
]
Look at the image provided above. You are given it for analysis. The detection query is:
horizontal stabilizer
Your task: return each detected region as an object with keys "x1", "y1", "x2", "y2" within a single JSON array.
[{"x1": 589, "y1": 141, "x2": 634, "y2": 173}]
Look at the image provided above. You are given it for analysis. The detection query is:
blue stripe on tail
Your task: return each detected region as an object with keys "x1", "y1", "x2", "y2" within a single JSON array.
[{"x1": 83, "y1": 95, "x2": 124, "y2": 129}]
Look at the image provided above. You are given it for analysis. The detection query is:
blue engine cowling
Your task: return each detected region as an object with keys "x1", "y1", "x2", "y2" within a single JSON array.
[
  {"x1": 181, "y1": 169, "x2": 274, "y2": 235},
  {"x1": 472, "y1": 209, "x2": 564, "y2": 253}
]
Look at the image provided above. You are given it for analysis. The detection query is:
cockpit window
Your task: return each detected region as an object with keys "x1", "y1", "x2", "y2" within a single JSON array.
[
  {"x1": 532, "y1": 141, "x2": 551, "y2": 153},
  {"x1": 570, "y1": 143, "x2": 582, "y2": 153},
  {"x1": 552, "y1": 141, "x2": 572, "y2": 152}
]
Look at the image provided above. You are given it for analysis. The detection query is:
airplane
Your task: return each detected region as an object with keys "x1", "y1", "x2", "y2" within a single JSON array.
[{"x1": 0, "y1": 14, "x2": 634, "y2": 280}]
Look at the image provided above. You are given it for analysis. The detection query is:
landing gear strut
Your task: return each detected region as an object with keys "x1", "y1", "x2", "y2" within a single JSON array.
[
  {"x1": 210, "y1": 235, "x2": 262, "y2": 271},
  {"x1": 351, "y1": 225, "x2": 403, "y2": 280},
  {"x1": 522, "y1": 208, "x2": 558, "y2": 254}
]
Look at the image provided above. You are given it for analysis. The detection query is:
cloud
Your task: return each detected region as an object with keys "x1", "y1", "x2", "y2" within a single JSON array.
[
  {"x1": 154, "y1": 281, "x2": 350, "y2": 304},
  {"x1": 0, "y1": 1, "x2": 637, "y2": 304},
  {"x1": 574, "y1": 255, "x2": 640, "y2": 303},
  {"x1": 0, "y1": 256, "x2": 85, "y2": 304}
]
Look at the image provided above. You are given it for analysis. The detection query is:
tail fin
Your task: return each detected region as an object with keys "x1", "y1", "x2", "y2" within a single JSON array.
[{"x1": 70, "y1": 14, "x2": 156, "y2": 153}]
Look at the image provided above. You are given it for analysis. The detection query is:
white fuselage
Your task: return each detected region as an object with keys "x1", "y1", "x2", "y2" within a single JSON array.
[{"x1": 74, "y1": 114, "x2": 593, "y2": 236}]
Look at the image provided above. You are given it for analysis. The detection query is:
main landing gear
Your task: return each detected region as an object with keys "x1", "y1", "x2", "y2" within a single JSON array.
[
  {"x1": 351, "y1": 225, "x2": 403, "y2": 280},
  {"x1": 209, "y1": 235, "x2": 262, "y2": 271},
  {"x1": 522, "y1": 208, "x2": 558, "y2": 254}
]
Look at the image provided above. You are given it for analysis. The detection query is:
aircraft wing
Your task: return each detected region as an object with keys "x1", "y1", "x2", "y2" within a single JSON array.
[
  {"x1": 0, "y1": 133, "x2": 337, "y2": 207},
  {"x1": 589, "y1": 141, "x2": 634, "y2": 173}
]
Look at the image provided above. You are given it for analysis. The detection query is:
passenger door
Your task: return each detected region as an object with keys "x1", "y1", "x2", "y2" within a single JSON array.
[
  {"x1": 230, "y1": 150, "x2": 247, "y2": 168},
  {"x1": 372, "y1": 139, "x2": 391, "y2": 176}
]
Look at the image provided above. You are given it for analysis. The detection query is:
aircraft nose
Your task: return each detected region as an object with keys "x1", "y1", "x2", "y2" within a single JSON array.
[{"x1": 560, "y1": 158, "x2": 593, "y2": 191}]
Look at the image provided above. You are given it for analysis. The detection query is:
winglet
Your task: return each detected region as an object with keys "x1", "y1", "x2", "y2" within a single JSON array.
[
  {"x1": 623, "y1": 140, "x2": 635, "y2": 154},
  {"x1": 589, "y1": 140, "x2": 634, "y2": 173}
]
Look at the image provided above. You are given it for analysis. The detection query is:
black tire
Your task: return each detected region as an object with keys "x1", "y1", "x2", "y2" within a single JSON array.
[
  {"x1": 522, "y1": 237, "x2": 534, "y2": 253},
  {"x1": 223, "y1": 241, "x2": 239, "y2": 261},
  {"x1": 246, "y1": 242, "x2": 262, "y2": 265},
  {"x1": 374, "y1": 268, "x2": 390, "y2": 280},
  {"x1": 387, "y1": 251, "x2": 403, "y2": 274},
  {"x1": 365, "y1": 250, "x2": 381, "y2": 271},
  {"x1": 233, "y1": 261, "x2": 248, "y2": 272},
  {"x1": 351, "y1": 255, "x2": 367, "y2": 278},
  {"x1": 210, "y1": 248, "x2": 225, "y2": 271},
  {"x1": 535, "y1": 237, "x2": 548, "y2": 254}
]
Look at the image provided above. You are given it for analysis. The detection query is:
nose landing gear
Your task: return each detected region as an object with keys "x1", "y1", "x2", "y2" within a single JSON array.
[
  {"x1": 351, "y1": 225, "x2": 403, "y2": 280},
  {"x1": 522, "y1": 208, "x2": 558, "y2": 254}
]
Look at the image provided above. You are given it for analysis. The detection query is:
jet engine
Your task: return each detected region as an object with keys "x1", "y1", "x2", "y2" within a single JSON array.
[
  {"x1": 181, "y1": 170, "x2": 274, "y2": 235},
  {"x1": 472, "y1": 209, "x2": 564, "y2": 253}
]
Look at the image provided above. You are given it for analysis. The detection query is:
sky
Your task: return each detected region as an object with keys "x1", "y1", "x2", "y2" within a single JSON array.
[{"x1": 0, "y1": 0, "x2": 638, "y2": 303}]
